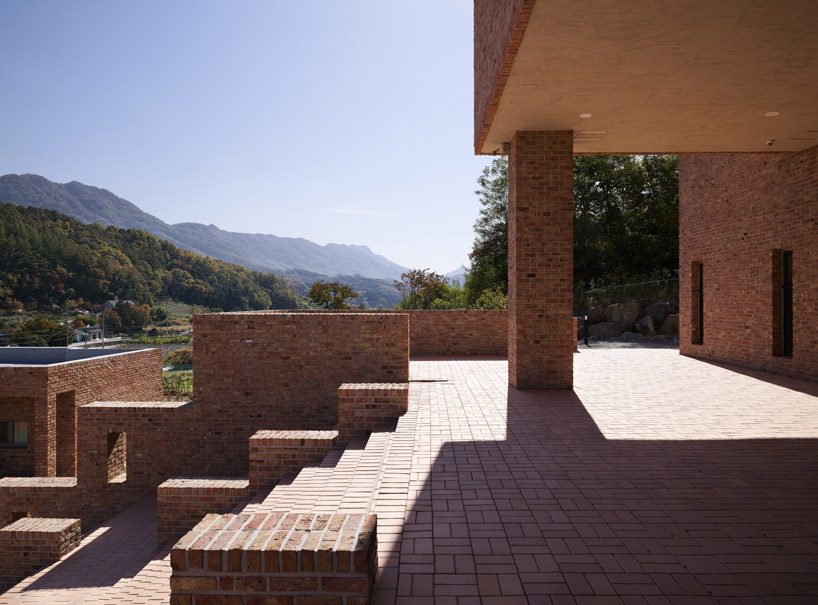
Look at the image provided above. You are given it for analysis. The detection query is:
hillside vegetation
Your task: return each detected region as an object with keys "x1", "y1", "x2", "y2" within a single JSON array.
[{"x1": 0, "y1": 203, "x2": 302, "y2": 311}]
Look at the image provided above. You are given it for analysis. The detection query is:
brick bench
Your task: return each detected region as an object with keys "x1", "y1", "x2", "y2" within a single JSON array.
[
  {"x1": 248, "y1": 430, "x2": 339, "y2": 491},
  {"x1": 170, "y1": 511, "x2": 377, "y2": 604},
  {"x1": 157, "y1": 478, "x2": 251, "y2": 545},
  {"x1": 0, "y1": 517, "x2": 81, "y2": 590},
  {"x1": 338, "y1": 383, "x2": 409, "y2": 444}
]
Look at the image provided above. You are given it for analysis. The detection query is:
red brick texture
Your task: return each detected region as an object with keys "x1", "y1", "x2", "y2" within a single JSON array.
[
  {"x1": 249, "y1": 430, "x2": 339, "y2": 492},
  {"x1": 157, "y1": 478, "x2": 251, "y2": 546},
  {"x1": 0, "y1": 401, "x2": 195, "y2": 528},
  {"x1": 337, "y1": 384, "x2": 409, "y2": 445},
  {"x1": 0, "y1": 348, "x2": 163, "y2": 478},
  {"x1": 0, "y1": 516, "x2": 80, "y2": 590},
  {"x1": 679, "y1": 145, "x2": 818, "y2": 381},
  {"x1": 473, "y1": 0, "x2": 535, "y2": 154},
  {"x1": 0, "y1": 397, "x2": 35, "y2": 477},
  {"x1": 169, "y1": 512, "x2": 377, "y2": 605},
  {"x1": 406, "y1": 310, "x2": 506, "y2": 356},
  {"x1": 508, "y1": 131, "x2": 575, "y2": 389},
  {"x1": 193, "y1": 312, "x2": 409, "y2": 476}
]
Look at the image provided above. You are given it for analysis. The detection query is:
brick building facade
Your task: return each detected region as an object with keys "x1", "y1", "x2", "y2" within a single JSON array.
[{"x1": 679, "y1": 146, "x2": 818, "y2": 380}]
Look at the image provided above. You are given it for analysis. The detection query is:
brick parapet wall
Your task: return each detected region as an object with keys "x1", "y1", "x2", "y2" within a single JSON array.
[
  {"x1": 170, "y1": 511, "x2": 377, "y2": 605},
  {"x1": 157, "y1": 478, "x2": 250, "y2": 546},
  {"x1": 0, "y1": 516, "x2": 81, "y2": 591},
  {"x1": 193, "y1": 312, "x2": 409, "y2": 476},
  {"x1": 508, "y1": 131, "x2": 575, "y2": 389},
  {"x1": 679, "y1": 146, "x2": 818, "y2": 381},
  {"x1": 249, "y1": 430, "x2": 339, "y2": 491},
  {"x1": 233, "y1": 309, "x2": 507, "y2": 357},
  {"x1": 338, "y1": 383, "x2": 409, "y2": 444}
]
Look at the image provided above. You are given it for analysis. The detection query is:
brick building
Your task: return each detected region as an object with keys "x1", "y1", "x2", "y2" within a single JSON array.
[
  {"x1": 474, "y1": 0, "x2": 818, "y2": 385},
  {"x1": 0, "y1": 348, "x2": 162, "y2": 478}
]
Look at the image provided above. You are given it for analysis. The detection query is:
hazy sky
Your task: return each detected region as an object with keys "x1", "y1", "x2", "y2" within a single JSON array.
[{"x1": 0, "y1": 1, "x2": 491, "y2": 273}]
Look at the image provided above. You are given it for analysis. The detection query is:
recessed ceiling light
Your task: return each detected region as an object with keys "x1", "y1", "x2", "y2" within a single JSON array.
[
  {"x1": 765, "y1": 111, "x2": 780, "y2": 117},
  {"x1": 579, "y1": 113, "x2": 592, "y2": 119}
]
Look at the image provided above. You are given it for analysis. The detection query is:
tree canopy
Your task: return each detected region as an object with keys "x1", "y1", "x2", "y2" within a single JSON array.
[
  {"x1": 308, "y1": 280, "x2": 359, "y2": 309},
  {"x1": 464, "y1": 155, "x2": 679, "y2": 301}
]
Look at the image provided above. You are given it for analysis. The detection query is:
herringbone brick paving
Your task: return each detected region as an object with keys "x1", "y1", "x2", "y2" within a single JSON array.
[{"x1": 3, "y1": 349, "x2": 818, "y2": 603}]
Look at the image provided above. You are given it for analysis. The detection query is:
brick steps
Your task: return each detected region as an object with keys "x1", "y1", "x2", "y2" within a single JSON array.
[{"x1": 244, "y1": 429, "x2": 394, "y2": 515}]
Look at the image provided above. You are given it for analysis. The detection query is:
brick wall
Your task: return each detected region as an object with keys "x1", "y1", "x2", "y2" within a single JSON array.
[
  {"x1": 248, "y1": 430, "x2": 339, "y2": 491},
  {"x1": 170, "y1": 511, "x2": 377, "y2": 605},
  {"x1": 0, "y1": 517, "x2": 80, "y2": 591},
  {"x1": 157, "y1": 478, "x2": 250, "y2": 545},
  {"x1": 338, "y1": 384, "x2": 409, "y2": 444},
  {"x1": 407, "y1": 310, "x2": 506, "y2": 356},
  {"x1": 508, "y1": 131, "x2": 575, "y2": 389},
  {"x1": 193, "y1": 312, "x2": 409, "y2": 475},
  {"x1": 473, "y1": 0, "x2": 535, "y2": 153},
  {"x1": 0, "y1": 477, "x2": 77, "y2": 527},
  {"x1": 0, "y1": 348, "x2": 163, "y2": 478},
  {"x1": 0, "y1": 397, "x2": 35, "y2": 477},
  {"x1": 679, "y1": 145, "x2": 818, "y2": 380}
]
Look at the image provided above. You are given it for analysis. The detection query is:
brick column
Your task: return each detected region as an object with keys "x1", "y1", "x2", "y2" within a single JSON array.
[{"x1": 508, "y1": 131, "x2": 574, "y2": 389}]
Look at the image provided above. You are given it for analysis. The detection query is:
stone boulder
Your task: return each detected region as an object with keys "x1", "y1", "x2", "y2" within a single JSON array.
[
  {"x1": 645, "y1": 301, "x2": 672, "y2": 328},
  {"x1": 659, "y1": 313, "x2": 679, "y2": 336},
  {"x1": 586, "y1": 306, "x2": 607, "y2": 325},
  {"x1": 588, "y1": 321, "x2": 622, "y2": 339},
  {"x1": 606, "y1": 301, "x2": 641, "y2": 332},
  {"x1": 635, "y1": 315, "x2": 655, "y2": 336}
]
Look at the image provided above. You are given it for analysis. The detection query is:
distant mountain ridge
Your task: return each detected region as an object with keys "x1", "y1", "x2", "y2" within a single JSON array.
[{"x1": 0, "y1": 174, "x2": 408, "y2": 279}]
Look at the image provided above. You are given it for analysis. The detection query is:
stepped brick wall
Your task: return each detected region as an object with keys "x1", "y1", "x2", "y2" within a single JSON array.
[
  {"x1": 157, "y1": 478, "x2": 250, "y2": 545},
  {"x1": 338, "y1": 383, "x2": 409, "y2": 444},
  {"x1": 248, "y1": 430, "x2": 339, "y2": 491},
  {"x1": 679, "y1": 145, "x2": 818, "y2": 381},
  {"x1": 170, "y1": 511, "x2": 377, "y2": 605},
  {"x1": 194, "y1": 312, "x2": 409, "y2": 475}
]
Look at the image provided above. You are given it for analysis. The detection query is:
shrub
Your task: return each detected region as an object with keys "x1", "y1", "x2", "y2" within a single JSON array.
[{"x1": 166, "y1": 348, "x2": 193, "y2": 367}]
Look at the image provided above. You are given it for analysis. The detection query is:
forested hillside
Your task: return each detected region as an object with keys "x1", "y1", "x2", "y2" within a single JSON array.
[{"x1": 0, "y1": 203, "x2": 302, "y2": 311}]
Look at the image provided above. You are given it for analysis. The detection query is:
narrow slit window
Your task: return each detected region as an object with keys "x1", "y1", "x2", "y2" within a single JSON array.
[
  {"x1": 691, "y1": 262, "x2": 703, "y2": 344},
  {"x1": 106, "y1": 431, "x2": 127, "y2": 483},
  {"x1": 773, "y1": 250, "x2": 793, "y2": 356}
]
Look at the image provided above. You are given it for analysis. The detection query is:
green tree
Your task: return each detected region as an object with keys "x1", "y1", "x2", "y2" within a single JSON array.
[
  {"x1": 395, "y1": 269, "x2": 453, "y2": 309},
  {"x1": 464, "y1": 155, "x2": 679, "y2": 298},
  {"x1": 308, "y1": 281, "x2": 359, "y2": 309},
  {"x1": 464, "y1": 158, "x2": 508, "y2": 305}
]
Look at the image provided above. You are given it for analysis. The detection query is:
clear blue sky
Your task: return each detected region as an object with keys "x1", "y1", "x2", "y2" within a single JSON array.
[{"x1": 0, "y1": 1, "x2": 490, "y2": 273}]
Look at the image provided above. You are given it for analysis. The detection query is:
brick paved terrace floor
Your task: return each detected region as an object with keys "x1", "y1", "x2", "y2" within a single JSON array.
[{"x1": 3, "y1": 348, "x2": 818, "y2": 604}]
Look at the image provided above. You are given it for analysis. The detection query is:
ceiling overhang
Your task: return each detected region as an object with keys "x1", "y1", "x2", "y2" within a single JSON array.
[{"x1": 475, "y1": 0, "x2": 818, "y2": 154}]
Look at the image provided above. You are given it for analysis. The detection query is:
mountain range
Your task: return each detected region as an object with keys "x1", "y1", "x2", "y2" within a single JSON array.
[{"x1": 0, "y1": 174, "x2": 408, "y2": 280}]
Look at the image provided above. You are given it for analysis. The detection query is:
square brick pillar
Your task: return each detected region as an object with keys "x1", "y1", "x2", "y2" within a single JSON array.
[{"x1": 508, "y1": 131, "x2": 574, "y2": 389}]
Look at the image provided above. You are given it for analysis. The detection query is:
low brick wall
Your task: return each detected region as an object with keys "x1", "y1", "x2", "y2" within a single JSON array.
[
  {"x1": 170, "y1": 511, "x2": 377, "y2": 604},
  {"x1": 0, "y1": 477, "x2": 78, "y2": 527},
  {"x1": 407, "y1": 310, "x2": 507, "y2": 356},
  {"x1": 0, "y1": 517, "x2": 81, "y2": 590},
  {"x1": 157, "y1": 478, "x2": 250, "y2": 546},
  {"x1": 249, "y1": 430, "x2": 339, "y2": 492},
  {"x1": 338, "y1": 383, "x2": 409, "y2": 444}
]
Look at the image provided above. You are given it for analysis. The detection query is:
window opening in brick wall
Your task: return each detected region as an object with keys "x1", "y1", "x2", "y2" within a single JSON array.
[
  {"x1": 106, "y1": 431, "x2": 127, "y2": 483},
  {"x1": 773, "y1": 250, "x2": 793, "y2": 357},
  {"x1": 691, "y1": 262, "x2": 704, "y2": 344},
  {"x1": 0, "y1": 420, "x2": 28, "y2": 447}
]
